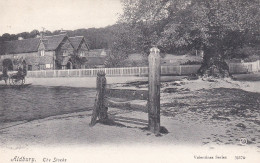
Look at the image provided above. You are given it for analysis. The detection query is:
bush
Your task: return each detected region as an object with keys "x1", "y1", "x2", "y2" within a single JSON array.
[{"x1": 181, "y1": 60, "x2": 202, "y2": 65}]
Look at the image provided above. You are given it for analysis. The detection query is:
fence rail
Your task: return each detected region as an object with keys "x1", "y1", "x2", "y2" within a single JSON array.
[
  {"x1": 26, "y1": 65, "x2": 201, "y2": 78},
  {"x1": 229, "y1": 60, "x2": 260, "y2": 74},
  {"x1": 26, "y1": 60, "x2": 260, "y2": 78}
]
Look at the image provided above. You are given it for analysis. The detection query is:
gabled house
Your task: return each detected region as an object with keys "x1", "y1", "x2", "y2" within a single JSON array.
[
  {"x1": 0, "y1": 33, "x2": 90, "y2": 71},
  {"x1": 69, "y1": 36, "x2": 89, "y2": 57}
]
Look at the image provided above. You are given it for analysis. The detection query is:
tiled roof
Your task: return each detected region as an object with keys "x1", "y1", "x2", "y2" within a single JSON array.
[
  {"x1": 87, "y1": 49, "x2": 107, "y2": 57},
  {"x1": 44, "y1": 34, "x2": 67, "y2": 51},
  {"x1": 69, "y1": 36, "x2": 84, "y2": 50},
  {"x1": 0, "y1": 34, "x2": 67, "y2": 55},
  {"x1": 0, "y1": 38, "x2": 40, "y2": 55},
  {"x1": 23, "y1": 56, "x2": 54, "y2": 65}
]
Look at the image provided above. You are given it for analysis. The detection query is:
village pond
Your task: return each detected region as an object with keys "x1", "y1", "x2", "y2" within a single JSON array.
[{"x1": 0, "y1": 86, "x2": 96, "y2": 124}]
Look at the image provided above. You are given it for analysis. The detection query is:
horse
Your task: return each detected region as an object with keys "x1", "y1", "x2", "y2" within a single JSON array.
[{"x1": 9, "y1": 67, "x2": 27, "y2": 85}]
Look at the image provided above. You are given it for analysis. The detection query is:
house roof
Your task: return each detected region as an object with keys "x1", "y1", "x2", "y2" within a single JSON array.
[
  {"x1": 44, "y1": 34, "x2": 67, "y2": 51},
  {"x1": 69, "y1": 36, "x2": 84, "y2": 50},
  {"x1": 0, "y1": 34, "x2": 67, "y2": 55},
  {"x1": 87, "y1": 49, "x2": 107, "y2": 57},
  {"x1": 0, "y1": 37, "x2": 40, "y2": 55},
  {"x1": 24, "y1": 56, "x2": 54, "y2": 65}
]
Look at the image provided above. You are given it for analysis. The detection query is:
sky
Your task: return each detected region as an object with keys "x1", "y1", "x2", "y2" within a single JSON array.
[{"x1": 0, "y1": 0, "x2": 122, "y2": 35}]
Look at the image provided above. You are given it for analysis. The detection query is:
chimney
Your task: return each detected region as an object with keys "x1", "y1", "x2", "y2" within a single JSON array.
[
  {"x1": 40, "y1": 32, "x2": 43, "y2": 39},
  {"x1": 18, "y1": 37, "x2": 23, "y2": 40},
  {"x1": 60, "y1": 28, "x2": 67, "y2": 34}
]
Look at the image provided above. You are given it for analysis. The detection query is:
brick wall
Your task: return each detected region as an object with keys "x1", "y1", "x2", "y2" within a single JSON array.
[{"x1": 0, "y1": 51, "x2": 55, "y2": 71}]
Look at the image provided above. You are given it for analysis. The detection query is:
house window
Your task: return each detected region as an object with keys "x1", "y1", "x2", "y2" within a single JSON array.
[
  {"x1": 63, "y1": 50, "x2": 68, "y2": 56},
  {"x1": 39, "y1": 64, "x2": 45, "y2": 70},
  {"x1": 45, "y1": 64, "x2": 53, "y2": 69},
  {"x1": 40, "y1": 50, "x2": 45, "y2": 56},
  {"x1": 80, "y1": 51, "x2": 85, "y2": 57},
  {"x1": 28, "y1": 65, "x2": 32, "y2": 71}
]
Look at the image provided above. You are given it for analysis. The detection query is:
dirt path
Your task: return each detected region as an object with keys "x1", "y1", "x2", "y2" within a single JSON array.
[{"x1": 1, "y1": 77, "x2": 259, "y2": 163}]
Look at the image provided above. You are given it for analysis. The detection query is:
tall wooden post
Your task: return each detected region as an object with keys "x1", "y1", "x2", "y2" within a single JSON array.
[
  {"x1": 97, "y1": 71, "x2": 108, "y2": 120},
  {"x1": 90, "y1": 71, "x2": 108, "y2": 126},
  {"x1": 148, "y1": 47, "x2": 161, "y2": 134}
]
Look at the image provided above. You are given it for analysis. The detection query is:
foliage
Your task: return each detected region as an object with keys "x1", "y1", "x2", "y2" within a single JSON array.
[
  {"x1": 70, "y1": 54, "x2": 87, "y2": 69},
  {"x1": 0, "y1": 30, "x2": 40, "y2": 42},
  {"x1": 104, "y1": 24, "x2": 145, "y2": 67},
  {"x1": 0, "y1": 25, "x2": 122, "y2": 50},
  {"x1": 116, "y1": 0, "x2": 260, "y2": 76},
  {"x1": 181, "y1": 60, "x2": 202, "y2": 65},
  {"x1": 0, "y1": 33, "x2": 18, "y2": 42},
  {"x1": 119, "y1": 0, "x2": 260, "y2": 50}
]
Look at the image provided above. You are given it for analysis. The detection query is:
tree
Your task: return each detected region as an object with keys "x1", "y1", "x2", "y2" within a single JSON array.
[
  {"x1": 17, "y1": 32, "x2": 30, "y2": 39},
  {"x1": 0, "y1": 33, "x2": 15, "y2": 42},
  {"x1": 118, "y1": 0, "x2": 260, "y2": 77},
  {"x1": 29, "y1": 30, "x2": 40, "y2": 38},
  {"x1": 70, "y1": 54, "x2": 87, "y2": 69},
  {"x1": 0, "y1": 25, "x2": 120, "y2": 50},
  {"x1": 105, "y1": 24, "x2": 133, "y2": 67}
]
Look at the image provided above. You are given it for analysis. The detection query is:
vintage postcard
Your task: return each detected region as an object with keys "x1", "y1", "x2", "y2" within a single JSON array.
[{"x1": 0, "y1": 0, "x2": 260, "y2": 162}]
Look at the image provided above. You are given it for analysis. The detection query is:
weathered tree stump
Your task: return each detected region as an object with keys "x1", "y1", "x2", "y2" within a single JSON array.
[{"x1": 89, "y1": 71, "x2": 108, "y2": 126}]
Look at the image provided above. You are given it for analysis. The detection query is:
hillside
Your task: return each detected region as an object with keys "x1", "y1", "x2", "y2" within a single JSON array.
[{"x1": 0, "y1": 24, "x2": 121, "y2": 50}]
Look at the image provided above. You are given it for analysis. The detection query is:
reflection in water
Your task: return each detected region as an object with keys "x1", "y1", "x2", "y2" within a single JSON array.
[{"x1": 0, "y1": 86, "x2": 96, "y2": 123}]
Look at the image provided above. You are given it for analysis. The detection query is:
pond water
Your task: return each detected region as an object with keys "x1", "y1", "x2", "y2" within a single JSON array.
[{"x1": 0, "y1": 86, "x2": 96, "y2": 124}]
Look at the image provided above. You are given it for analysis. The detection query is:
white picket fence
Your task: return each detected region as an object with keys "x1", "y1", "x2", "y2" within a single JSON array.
[
  {"x1": 26, "y1": 65, "x2": 201, "y2": 78},
  {"x1": 229, "y1": 60, "x2": 260, "y2": 74},
  {"x1": 26, "y1": 60, "x2": 260, "y2": 78}
]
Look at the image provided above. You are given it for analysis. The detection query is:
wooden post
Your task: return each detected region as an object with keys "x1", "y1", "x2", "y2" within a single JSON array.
[
  {"x1": 90, "y1": 71, "x2": 108, "y2": 126},
  {"x1": 148, "y1": 47, "x2": 161, "y2": 134}
]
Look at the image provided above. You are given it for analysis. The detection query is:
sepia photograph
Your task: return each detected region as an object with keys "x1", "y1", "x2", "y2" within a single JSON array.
[{"x1": 0, "y1": 0, "x2": 260, "y2": 162}]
